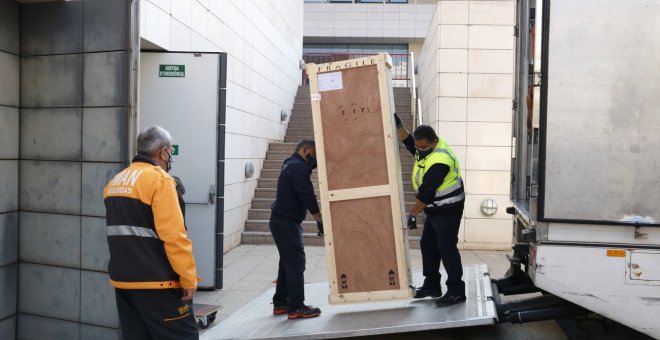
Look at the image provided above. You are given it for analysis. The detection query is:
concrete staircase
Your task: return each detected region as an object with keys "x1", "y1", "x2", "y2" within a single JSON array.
[{"x1": 241, "y1": 86, "x2": 425, "y2": 248}]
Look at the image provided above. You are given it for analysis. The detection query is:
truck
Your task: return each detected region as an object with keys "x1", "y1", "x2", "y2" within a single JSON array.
[{"x1": 497, "y1": 0, "x2": 660, "y2": 338}]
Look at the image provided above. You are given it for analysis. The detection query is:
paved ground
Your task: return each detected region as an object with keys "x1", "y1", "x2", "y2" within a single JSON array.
[{"x1": 195, "y1": 244, "x2": 651, "y2": 339}]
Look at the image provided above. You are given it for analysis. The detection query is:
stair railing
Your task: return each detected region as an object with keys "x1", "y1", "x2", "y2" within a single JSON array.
[{"x1": 409, "y1": 52, "x2": 422, "y2": 128}]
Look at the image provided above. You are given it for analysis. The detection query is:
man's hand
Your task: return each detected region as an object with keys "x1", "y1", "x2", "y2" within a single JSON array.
[
  {"x1": 407, "y1": 214, "x2": 417, "y2": 230},
  {"x1": 316, "y1": 220, "x2": 324, "y2": 236},
  {"x1": 181, "y1": 288, "x2": 197, "y2": 302},
  {"x1": 394, "y1": 113, "x2": 403, "y2": 128}
]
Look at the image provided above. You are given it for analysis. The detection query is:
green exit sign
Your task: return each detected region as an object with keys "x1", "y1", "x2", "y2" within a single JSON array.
[
  {"x1": 172, "y1": 144, "x2": 179, "y2": 155},
  {"x1": 159, "y1": 64, "x2": 185, "y2": 77}
]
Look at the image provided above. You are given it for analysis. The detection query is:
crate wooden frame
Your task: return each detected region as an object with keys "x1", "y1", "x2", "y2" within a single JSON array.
[{"x1": 306, "y1": 53, "x2": 413, "y2": 304}]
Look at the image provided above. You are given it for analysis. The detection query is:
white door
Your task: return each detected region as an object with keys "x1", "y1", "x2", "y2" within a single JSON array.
[{"x1": 139, "y1": 52, "x2": 222, "y2": 288}]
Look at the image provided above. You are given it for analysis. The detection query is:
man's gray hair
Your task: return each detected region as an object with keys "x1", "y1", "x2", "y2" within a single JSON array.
[{"x1": 137, "y1": 126, "x2": 172, "y2": 156}]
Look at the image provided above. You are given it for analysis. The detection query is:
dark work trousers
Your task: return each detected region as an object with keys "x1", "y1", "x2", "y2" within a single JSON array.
[
  {"x1": 115, "y1": 288, "x2": 198, "y2": 340},
  {"x1": 270, "y1": 214, "x2": 306, "y2": 313},
  {"x1": 420, "y1": 204, "x2": 466, "y2": 296}
]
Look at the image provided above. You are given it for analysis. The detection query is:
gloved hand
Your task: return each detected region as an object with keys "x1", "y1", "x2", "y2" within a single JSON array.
[
  {"x1": 316, "y1": 220, "x2": 324, "y2": 236},
  {"x1": 407, "y1": 214, "x2": 417, "y2": 230},
  {"x1": 393, "y1": 113, "x2": 403, "y2": 128}
]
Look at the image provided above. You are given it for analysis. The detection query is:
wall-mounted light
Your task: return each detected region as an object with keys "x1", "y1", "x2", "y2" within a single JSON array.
[
  {"x1": 281, "y1": 109, "x2": 288, "y2": 122},
  {"x1": 481, "y1": 199, "x2": 498, "y2": 216},
  {"x1": 245, "y1": 162, "x2": 255, "y2": 178}
]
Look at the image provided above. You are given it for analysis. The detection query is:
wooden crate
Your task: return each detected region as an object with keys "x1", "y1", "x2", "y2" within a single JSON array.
[{"x1": 306, "y1": 53, "x2": 413, "y2": 304}]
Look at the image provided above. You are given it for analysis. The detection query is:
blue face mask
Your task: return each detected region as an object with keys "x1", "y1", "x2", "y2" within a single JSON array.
[{"x1": 306, "y1": 155, "x2": 317, "y2": 170}]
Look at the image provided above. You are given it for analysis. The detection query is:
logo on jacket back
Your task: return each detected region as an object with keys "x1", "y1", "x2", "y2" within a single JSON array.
[{"x1": 107, "y1": 169, "x2": 143, "y2": 195}]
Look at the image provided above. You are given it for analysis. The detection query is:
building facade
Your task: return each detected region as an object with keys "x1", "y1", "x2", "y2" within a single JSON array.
[
  {"x1": 0, "y1": 0, "x2": 303, "y2": 337},
  {"x1": 418, "y1": 0, "x2": 515, "y2": 250},
  {"x1": 303, "y1": 0, "x2": 516, "y2": 250}
]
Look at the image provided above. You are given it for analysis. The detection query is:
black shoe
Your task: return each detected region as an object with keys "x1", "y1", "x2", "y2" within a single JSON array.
[
  {"x1": 435, "y1": 294, "x2": 466, "y2": 307},
  {"x1": 413, "y1": 287, "x2": 441, "y2": 299},
  {"x1": 317, "y1": 232, "x2": 324, "y2": 237},
  {"x1": 288, "y1": 305, "x2": 321, "y2": 319}
]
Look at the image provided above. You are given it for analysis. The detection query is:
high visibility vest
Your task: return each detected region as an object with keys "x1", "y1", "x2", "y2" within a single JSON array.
[{"x1": 412, "y1": 138, "x2": 465, "y2": 207}]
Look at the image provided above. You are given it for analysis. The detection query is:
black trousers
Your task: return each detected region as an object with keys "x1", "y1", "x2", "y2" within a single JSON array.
[
  {"x1": 115, "y1": 288, "x2": 198, "y2": 340},
  {"x1": 420, "y1": 204, "x2": 466, "y2": 296},
  {"x1": 269, "y1": 214, "x2": 306, "y2": 313}
]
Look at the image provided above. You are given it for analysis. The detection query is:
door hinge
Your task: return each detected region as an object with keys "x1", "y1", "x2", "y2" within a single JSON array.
[
  {"x1": 514, "y1": 25, "x2": 519, "y2": 37},
  {"x1": 512, "y1": 99, "x2": 518, "y2": 110}
]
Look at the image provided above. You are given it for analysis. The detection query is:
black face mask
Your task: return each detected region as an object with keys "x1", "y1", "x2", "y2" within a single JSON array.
[
  {"x1": 306, "y1": 155, "x2": 317, "y2": 170},
  {"x1": 416, "y1": 148, "x2": 434, "y2": 161}
]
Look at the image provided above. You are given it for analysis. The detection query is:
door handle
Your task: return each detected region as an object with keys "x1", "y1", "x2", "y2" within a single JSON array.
[
  {"x1": 184, "y1": 185, "x2": 216, "y2": 205},
  {"x1": 208, "y1": 185, "x2": 216, "y2": 205}
]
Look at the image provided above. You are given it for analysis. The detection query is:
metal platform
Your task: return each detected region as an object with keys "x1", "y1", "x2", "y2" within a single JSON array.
[{"x1": 201, "y1": 264, "x2": 496, "y2": 339}]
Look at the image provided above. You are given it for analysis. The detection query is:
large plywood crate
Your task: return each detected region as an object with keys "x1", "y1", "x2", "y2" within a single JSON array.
[{"x1": 306, "y1": 53, "x2": 413, "y2": 304}]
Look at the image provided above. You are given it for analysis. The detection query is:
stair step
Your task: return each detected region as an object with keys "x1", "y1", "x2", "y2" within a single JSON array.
[
  {"x1": 261, "y1": 168, "x2": 412, "y2": 181},
  {"x1": 267, "y1": 142, "x2": 297, "y2": 152},
  {"x1": 241, "y1": 232, "x2": 326, "y2": 246},
  {"x1": 256, "y1": 177, "x2": 415, "y2": 191},
  {"x1": 261, "y1": 159, "x2": 414, "y2": 169},
  {"x1": 286, "y1": 129, "x2": 316, "y2": 137},
  {"x1": 246, "y1": 210, "x2": 427, "y2": 225},
  {"x1": 241, "y1": 231, "x2": 421, "y2": 248},
  {"x1": 253, "y1": 187, "x2": 418, "y2": 201},
  {"x1": 251, "y1": 198, "x2": 418, "y2": 210},
  {"x1": 263, "y1": 151, "x2": 416, "y2": 164},
  {"x1": 285, "y1": 126, "x2": 314, "y2": 131},
  {"x1": 245, "y1": 209, "x2": 426, "y2": 227},
  {"x1": 244, "y1": 219, "x2": 424, "y2": 236}
]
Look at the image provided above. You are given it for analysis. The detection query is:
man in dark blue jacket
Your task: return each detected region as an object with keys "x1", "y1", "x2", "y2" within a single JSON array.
[{"x1": 270, "y1": 139, "x2": 322, "y2": 319}]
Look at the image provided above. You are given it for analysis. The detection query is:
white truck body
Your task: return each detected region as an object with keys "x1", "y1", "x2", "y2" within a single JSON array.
[{"x1": 511, "y1": 0, "x2": 660, "y2": 338}]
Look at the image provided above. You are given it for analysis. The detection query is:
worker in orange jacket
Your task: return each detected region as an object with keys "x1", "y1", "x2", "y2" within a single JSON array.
[{"x1": 104, "y1": 126, "x2": 199, "y2": 340}]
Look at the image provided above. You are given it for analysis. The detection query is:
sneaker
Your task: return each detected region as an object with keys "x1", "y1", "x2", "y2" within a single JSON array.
[
  {"x1": 273, "y1": 303, "x2": 287, "y2": 315},
  {"x1": 435, "y1": 294, "x2": 466, "y2": 307},
  {"x1": 288, "y1": 305, "x2": 321, "y2": 319},
  {"x1": 413, "y1": 286, "x2": 442, "y2": 299}
]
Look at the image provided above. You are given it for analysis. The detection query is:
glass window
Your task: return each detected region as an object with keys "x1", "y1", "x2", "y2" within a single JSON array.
[
  {"x1": 303, "y1": 44, "x2": 331, "y2": 53},
  {"x1": 303, "y1": 44, "x2": 407, "y2": 55}
]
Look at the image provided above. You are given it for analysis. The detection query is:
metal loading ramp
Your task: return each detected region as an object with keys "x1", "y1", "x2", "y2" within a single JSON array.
[{"x1": 202, "y1": 264, "x2": 497, "y2": 339}]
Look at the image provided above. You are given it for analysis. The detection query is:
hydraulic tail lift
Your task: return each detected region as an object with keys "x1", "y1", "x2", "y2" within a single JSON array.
[{"x1": 202, "y1": 256, "x2": 591, "y2": 339}]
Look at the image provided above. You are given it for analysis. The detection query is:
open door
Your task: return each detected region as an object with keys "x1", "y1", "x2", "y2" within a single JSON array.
[{"x1": 139, "y1": 52, "x2": 227, "y2": 289}]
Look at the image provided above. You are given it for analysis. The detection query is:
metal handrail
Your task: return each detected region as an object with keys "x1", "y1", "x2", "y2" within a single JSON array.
[{"x1": 409, "y1": 52, "x2": 421, "y2": 127}]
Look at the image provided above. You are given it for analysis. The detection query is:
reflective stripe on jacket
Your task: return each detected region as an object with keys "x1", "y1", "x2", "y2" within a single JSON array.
[
  {"x1": 412, "y1": 138, "x2": 465, "y2": 208},
  {"x1": 103, "y1": 155, "x2": 198, "y2": 289}
]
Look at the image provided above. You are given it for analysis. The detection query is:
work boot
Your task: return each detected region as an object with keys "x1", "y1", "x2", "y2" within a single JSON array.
[
  {"x1": 413, "y1": 286, "x2": 441, "y2": 299},
  {"x1": 273, "y1": 303, "x2": 287, "y2": 315},
  {"x1": 434, "y1": 294, "x2": 466, "y2": 307},
  {"x1": 288, "y1": 305, "x2": 321, "y2": 319}
]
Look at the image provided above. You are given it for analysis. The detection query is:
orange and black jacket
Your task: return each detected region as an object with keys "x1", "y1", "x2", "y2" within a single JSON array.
[{"x1": 103, "y1": 155, "x2": 198, "y2": 289}]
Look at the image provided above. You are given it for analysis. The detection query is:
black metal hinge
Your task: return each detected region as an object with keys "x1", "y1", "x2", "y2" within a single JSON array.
[{"x1": 514, "y1": 25, "x2": 519, "y2": 37}]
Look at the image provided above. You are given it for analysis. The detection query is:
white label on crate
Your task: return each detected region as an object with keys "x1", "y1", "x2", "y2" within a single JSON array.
[
  {"x1": 311, "y1": 93, "x2": 321, "y2": 101},
  {"x1": 317, "y1": 72, "x2": 343, "y2": 92}
]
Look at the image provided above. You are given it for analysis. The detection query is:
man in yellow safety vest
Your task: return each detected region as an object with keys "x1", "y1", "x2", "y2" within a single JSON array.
[{"x1": 395, "y1": 114, "x2": 466, "y2": 307}]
